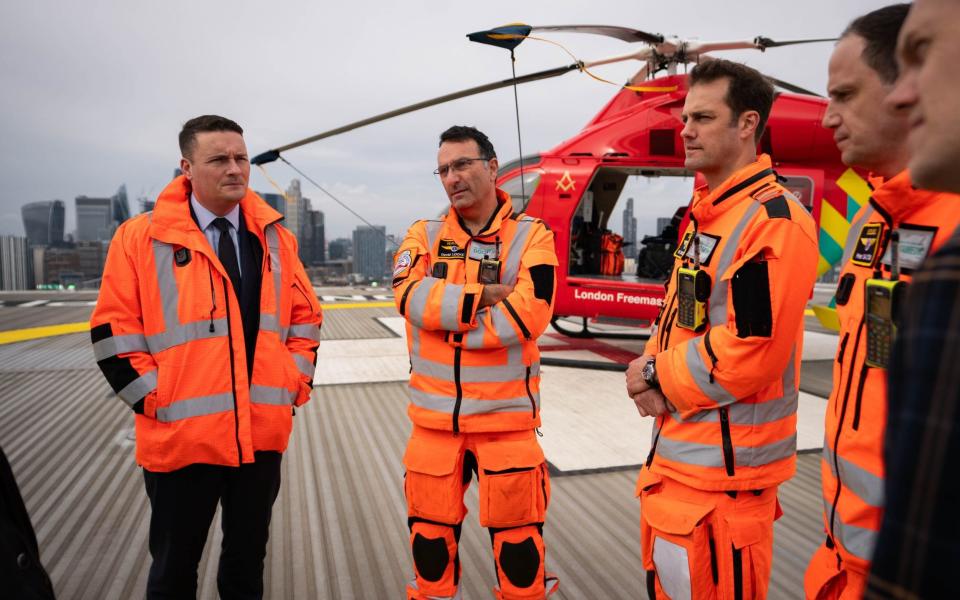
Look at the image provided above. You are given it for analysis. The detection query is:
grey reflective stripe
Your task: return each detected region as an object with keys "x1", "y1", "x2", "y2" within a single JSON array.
[
  {"x1": 683, "y1": 337, "x2": 737, "y2": 406},
  {"x1": 464, "y1": 309, "x2": 489, "y2": 349},
  {"x1": 293, "y1": 354, "x2": 316, "y2": 378},
  {"x1": 260, "y1": 313, "x2": 280, "y2": 334},
  {"x1": 411, "y1": 354, "x2": 537, "y2": 384},
  {"x1": 93, "y1": 333, "x2": 149, "y2": 361},
  {"x1": 672, "y1": 391, "x2": 797, "y2": 425},
  {"x1": 424, "y1": 220, "x2": 444, "y2": 252},
  {"x1": 288, "y1": 323, "x2": 321, "y2": 342},
  {"x1": 492, "y1": 304, "x2": 520, "y2": 346},
  {"x1": 832, "y1": 514, "x2": 877, "y2": 560},
  {"x1": 841, "y1": 206, "x2": 876, "y2": 265},
  {"x1": 656, "y1": 432, "x2": 796, "y2": 468},
  {"x1": 408, "y1": 277, "x2": 441, "y2": 327},
  {"x1": 822, "y1": 442, "x2": 885, "y2": 508},
  {"x1": 145, "y1": 319, "x2": 228, "y2": 354},
  {"x1": 409, "y1": 388, "x2": 538, "y2": 415},
  {"x1": 265, "y1": 225, "x2": 285, "y2": 342},
  {"x1": 502, "y1": 219, "x2": 534, "y2": 285},
  {"x1": 707, "y1": 201, "x2": 763, "y2": 327},
  {"x1": 440, "y1": 283, "x2": 464, "y2": 330},
  {"x1": 117, "y1": 370, "x2": 157, "y2": 406},
  {"x1": 153, "y1": 242, "x2": 182, "y2": 331},
  {"x1": 250, "y1": 384, "x2": 297, "y2": 406},
  {"x1": 156, "y1": 392, "x2": 235, "y2": 422}
]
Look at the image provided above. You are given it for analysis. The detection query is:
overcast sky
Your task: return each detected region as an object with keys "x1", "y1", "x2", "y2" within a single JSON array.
[{"x1": 0, "y1": 0, "x2": 889, "y2": 242}]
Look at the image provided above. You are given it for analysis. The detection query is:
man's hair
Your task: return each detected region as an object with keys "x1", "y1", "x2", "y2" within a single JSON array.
[
  {"x1": 841, "y1": 3, "x2": 911, "y2": 84},
  {"x1": 439, "y1": 125, "x2": 497, "y2": 159},
  {"x1": 179, "y1": 115, "x2": 244, "y2": 158},
  {"x1": 688, "y1": 59, "x2": 775, "y2": 142}
]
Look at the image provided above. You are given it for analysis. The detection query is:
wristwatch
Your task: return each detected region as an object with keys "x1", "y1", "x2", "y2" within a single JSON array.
[{"x1": 642, "y1": 357, "x2": 660, "y2": 389}]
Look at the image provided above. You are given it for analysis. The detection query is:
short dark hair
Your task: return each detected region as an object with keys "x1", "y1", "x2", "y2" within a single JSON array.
[
  {"x1": 841, "y1": 3, "x2": 911, "y2": 84},
  {"x1": 688, "y1": 59, "x2": 775, "y2": 142},
  {"x1": 179, "y1": 115, "x2": 244, "y2": 158},
  {"x1": 439, "y1": 125, "x2": 496, "y2": 159}
]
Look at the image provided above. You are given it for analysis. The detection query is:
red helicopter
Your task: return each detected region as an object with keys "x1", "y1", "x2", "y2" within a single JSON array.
[{"x1": 252, "y1": 24, "x2": 861, "y2": 339}]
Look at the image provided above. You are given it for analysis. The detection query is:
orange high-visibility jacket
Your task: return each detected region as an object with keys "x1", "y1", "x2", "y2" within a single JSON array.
[
  {"x1": 90, "y1": 176, "x2": 322, "y2": 472},
  {"x1": 393, "y1": 189, "x2": 558, "y2": 433},
  {"x1": 643, "y1": 155, "x2": 818, "y2": 491},
  {"x1": 820, "y1": 171, "x2": 960, "y2": 566}
]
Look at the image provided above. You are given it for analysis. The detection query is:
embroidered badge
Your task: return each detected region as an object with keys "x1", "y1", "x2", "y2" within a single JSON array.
[
  {"x1": 437, "y1": 239, "x2": 466, "y2": 259},
  {"x1": 851, "y1": 223, "x2": 884, "y2": 267},
  {"x1": 468, "y1": 241, "x2": 498, "y2": 261},
  {"x1": 393, "y1": 250, "x2": 412, "y2": 277},
  {"x1": 174, "y1": 247, "x2": 191, "y2": 267},
  {"x1": 674, "y1": 232, "x2": 721, "y2": 266},
  {"x1": 880, "y1": 225, "x2": 937, "y2": 271}
]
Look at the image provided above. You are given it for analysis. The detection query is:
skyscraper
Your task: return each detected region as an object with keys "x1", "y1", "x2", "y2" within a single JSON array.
[
  {"x1": 76, "y1": 196, "x2": 113, "y2": 241},
  {"x1": 352, "y1": 225, "x2": 386, "y2": 281},
  {"x1": 328, "y1": 238, "x2": 351, "y2": 261},
  {"x1": 305, "y1": 209, "x2": 325, "y2": 264},
  {"x1": 21, "y1": 200, "x2": 65, "y2": 247},
  {"x1": 285, "y1": 180, "x2": 302, "y2": 247},
  {"x1": 258, "y1": 192, "x2": 286, "y2": 219},
  {"x1": 112, "y1": 184, "x2": 131, "y2": 225},
  {"x1": 0, "y1": 236, "x2": 34, "y2": 290},
  {"x1": 622, "y1": 197, "x2": 638, "y2": 259}
]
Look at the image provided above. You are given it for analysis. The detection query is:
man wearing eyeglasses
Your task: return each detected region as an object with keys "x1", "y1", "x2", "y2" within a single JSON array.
[{"x1": 393, "y1": 125, "x2": 560, "y2": 600}]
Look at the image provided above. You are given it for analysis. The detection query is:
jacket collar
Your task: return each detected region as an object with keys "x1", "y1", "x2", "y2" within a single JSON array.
[
  {"x1": 690, "y1": 154, "x2": 778, "y2": 224},
  {"x1": 446, "y1": 188, "x2": 515, "y2": 238},
  {"x1": 148, "y1": 176, "x2": 284, "y2": 248},
  {"x1": 868, "y1": 170, "x2": 946, "y2": 226}
]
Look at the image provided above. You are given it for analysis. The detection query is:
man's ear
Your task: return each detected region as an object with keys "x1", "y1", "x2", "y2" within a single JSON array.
[
  {"x1": 488, "y1": 157, "x2": 499, "y2": 179},
  {"x1": 180, "y1": 157, "x2": 192, "y2": 180},
  {"x1": 740, "y1": 111, "x2": 761, "y2": 142}
]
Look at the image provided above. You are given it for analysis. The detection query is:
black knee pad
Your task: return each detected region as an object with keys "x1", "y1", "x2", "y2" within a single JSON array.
[
  {"x1": 412, "y1": 533, "x2": 449, "y2": 582},
  {"x1": 498, "y1": 537, "x2": 540, "y2": 588}
]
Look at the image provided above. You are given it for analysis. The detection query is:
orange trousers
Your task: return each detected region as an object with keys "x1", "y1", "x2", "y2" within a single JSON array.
[
  {"x1": 403, "y1": 425, "x2": 558, "y2": 600},
  {"x1": 637, "y1": 469, "x2": 782, "y2": 600},
  {"x1": 804, "y1": 539, "x2": 868, "y2": 600}
]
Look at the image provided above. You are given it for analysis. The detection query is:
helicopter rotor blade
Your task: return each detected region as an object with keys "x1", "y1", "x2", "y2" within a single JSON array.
[
  {"x1": 754, "y1": 36, "x2": 837, "y2": 49},
  {"x1": 531, "y1": 25, "x2": 664, "y2": 45},
  {"x1": 767, "y1": 75, "x2": 824, "y2": 98},
  {"x1": 251, "y1": 63, "x2": 581, "y2": 165}
]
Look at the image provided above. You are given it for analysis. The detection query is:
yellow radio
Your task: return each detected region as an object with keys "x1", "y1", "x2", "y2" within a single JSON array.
[
  {"x1": 676, "y1": 266, "x2": 710, "y2": 331},
  {"x1": 864, "y1": 230, "x2": 906, "y2": 369}
]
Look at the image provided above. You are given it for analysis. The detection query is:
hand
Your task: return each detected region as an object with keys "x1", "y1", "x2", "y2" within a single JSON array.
[
  {"x1": 632, "y1": 388, "x2": 675, "y2": 418},
  {"x1": 625, "y1": 354, "x2": 652, "y2": 397},
  {"x1": 479, "y1": 284, "x2": 514, "y2": 308}
]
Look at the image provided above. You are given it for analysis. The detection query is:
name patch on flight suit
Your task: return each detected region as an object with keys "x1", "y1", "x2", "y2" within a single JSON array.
[
  {"x1": 880, "y1": 225, "x2": 937, "y2": 272},
  {"x1": 674, "y1": 232, "x2": 721, "y2": 266},
  {"x1": 851, "y1": 223, "x2": 884, "y2": 267},
  {"x1": 437, "y1": 239, "x2": 466, "y2": 259},
  {"x1": 468, "y1": 241, "x2": 498, "y2": 261},
  {"x1": 174, "y1": 248, "x2": 191, "y2": 267}
]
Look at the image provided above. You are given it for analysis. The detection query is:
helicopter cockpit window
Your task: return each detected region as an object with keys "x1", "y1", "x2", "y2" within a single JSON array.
[
  {"x1": 499, "y1": 170, "x2": 542, "y2": 213},
  {"x1": 569, "y1": 166, "x2": 694, "y2": 284}
]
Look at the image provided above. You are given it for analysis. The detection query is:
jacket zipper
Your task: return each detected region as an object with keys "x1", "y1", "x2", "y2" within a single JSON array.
[
  {"x1": 719, "y1": 407, "x2": 735, "y2": 476},
  {"x1": 525, "y1": 366, "x2": 536, "y2": 418},
  {"x1": 836, "y1": 332, "x2": 850, "y2": 365},
  {"x1": 658, "y1": 294, "x2": 677, "y2": 350},
  {"x1": 851, "y1": 364, "x2": 870, "y2": 431},
  {"x1": 703, "y1": 330, "x2": 719, "y2": 383},
  {"x1": 223, "y1": 280, "x2": 243, "y2": 464},
  {"x1": 828, "y1": 317, "x2": 865, "y2": 539},
  {"x1": 662, "y1": 307, "x2": 679, "y2": 350},
  {"x1": 452, "y1": 346, "x2": 463, "y2": 434}
]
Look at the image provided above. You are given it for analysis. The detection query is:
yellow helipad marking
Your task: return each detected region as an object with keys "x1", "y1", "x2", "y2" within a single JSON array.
[
  {"x1": 0, "y1": 322, "x2": 91, "y2": 345},
  {"x1": 0, "y1": 301, "x2": 397, "y2": 344},
  {"x1": 804, "y1": 308, "x2": 815, "y2": 316}
]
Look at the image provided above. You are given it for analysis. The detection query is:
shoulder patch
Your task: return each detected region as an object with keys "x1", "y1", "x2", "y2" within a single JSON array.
[
  {"x1": 174, "y1": 247, "x2": 191, "y2": 267},
  {"x1": 851, "y1": 223, "x2": 885, "y2": 267},
  {"x1": 762, "y1": 195, "x2": 791, "y2": 219}
]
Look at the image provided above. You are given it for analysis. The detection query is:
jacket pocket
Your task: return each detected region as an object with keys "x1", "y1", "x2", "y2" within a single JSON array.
[
  {"x1": 477, "y1": 438, "x2": 546, "y2": 528},
  {"x1": 641, "y1": 492, "x2": 718, "y2": 600}
]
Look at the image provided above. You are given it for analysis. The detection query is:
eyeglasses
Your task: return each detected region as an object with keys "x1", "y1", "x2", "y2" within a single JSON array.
[{"x1": 433, "y1": 157, "x2": 488, "y2": 178}]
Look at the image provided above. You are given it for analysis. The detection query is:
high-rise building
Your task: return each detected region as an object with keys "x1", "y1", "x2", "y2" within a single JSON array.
[
  {"x1": 112, "y1": 185, "x2": 131, "y2": 225},
  {"x1": 0, "y1": 236, "x2": 34, "y2": 290},
  {"x1": 285, "y1": 180, "x2": 303, "y2": 247},
  {"x1": 76, "y1": 196, "x2": 113, "y2": 241},
  {"x1": 656, "y1": 217, "x2": 672, "y2": 236},
  {"x1": 622, "y1": 197, "x2": 638, "y2": 259},
  {"x1": 21, "y1": 200, "x2": 65, "y2": 247},
  {"x1": 352, "y1": 226, "x2": 386, "y2": 281},
  {"x1": 258, "y1": 192, "x2": 286, "y2": 219},
  {"x1": 304, "y1": 209, "x2": 325, "y2": 265},
  {"x1": 32, "y1": 246, "x2": 82, "y2": 287},
  {"x1": 76, "y1": 241, "x2": 109, "y2": 283},
  {"x1": 328, "y1": 237, "x2": 351, "y2": 261}
]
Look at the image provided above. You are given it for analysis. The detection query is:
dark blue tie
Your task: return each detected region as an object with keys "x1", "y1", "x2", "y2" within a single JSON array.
[{"x1": 212, "y1": 217, "x2": 241, "y2": 299}]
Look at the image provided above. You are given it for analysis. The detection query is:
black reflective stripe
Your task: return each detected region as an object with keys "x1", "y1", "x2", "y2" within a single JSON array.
[
  {"x1": 90, "y1": 322, "x2": 112, "y2": 344},
  {"x1": 502, "y1": 298, "x2": 531, "y2": 340},
  {"x1": 720, "y1": 407, "x2": 735, "y2": 476},
  {"x1": 525, "y1": 366, "x2": 536, "y2": 418},
  {"x1": 461, "y1": 293, "x2": 476, "y2": 324},
  {"x1": 399, "y1": 280, "x2": 416, "y2": 316},
  {"x1": 452, "y1": 347, "x2": 463, "y2": 434},
  {"x1": 712, "y1": 169, "x2": 774, "y2": 205},
  {"x1": 529, "y1": 264, "x2": 555, "y2": 302},
  {"x1": 762, "y1": 195, "x2": 791, "y2": 219},
  {"x1": 852, "y1": 363, "x2": 869, "y2": 431},
  {"x1": 96, "y1": 355, "x2": 146, "y2": 399}
]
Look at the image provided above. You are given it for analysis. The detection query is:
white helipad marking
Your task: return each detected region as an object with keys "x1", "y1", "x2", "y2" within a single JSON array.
[
  {"x1": 315, "y1": 338, "x2": 409, "y2": 385},
  {"x1": 803, "y1": 330, "x2": 840, "y2": 361},
  {"x1": 376, "y1": 317, "x2": 407, "y2": 338}
]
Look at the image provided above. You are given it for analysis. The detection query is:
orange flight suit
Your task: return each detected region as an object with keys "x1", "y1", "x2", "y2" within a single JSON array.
[
  {"x1": 639, "y1": 155, "x2": 818, "y2": 599},
  {"x1": 804, "y1": 171, "x2": 960, "y2": 599}
]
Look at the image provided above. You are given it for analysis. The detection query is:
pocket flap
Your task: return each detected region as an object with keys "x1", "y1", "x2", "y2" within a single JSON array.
[
  {"x1": 403, "y1": 432, "x2": 462, "y2": 476},
  {"x1": 476, "y1": 438, "x2": 544, "y2": 472},
  {"x1": 634, "y1": 467, "x2": 663, "y2": 498},
  {"x1": 642, "y1": 494, "x2": 713, "y2": 536},
  {"x1": 724, "y1": 513, "x2": 765, "y2": 549}
]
